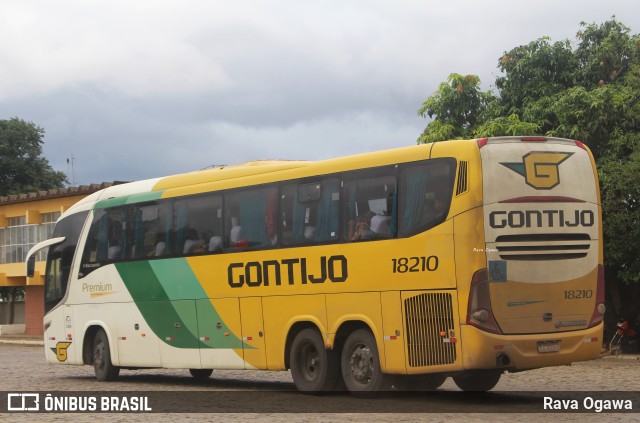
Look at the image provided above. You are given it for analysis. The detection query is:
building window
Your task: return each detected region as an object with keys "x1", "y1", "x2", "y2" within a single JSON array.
[{"x1": 0, "y1": 212, "x2": 60, "y2": 264}]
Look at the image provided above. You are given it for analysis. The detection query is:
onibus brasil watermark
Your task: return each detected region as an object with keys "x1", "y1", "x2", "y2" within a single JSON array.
[{"x1": 6, "y1": 393, "x2": 151, "y2": 412}]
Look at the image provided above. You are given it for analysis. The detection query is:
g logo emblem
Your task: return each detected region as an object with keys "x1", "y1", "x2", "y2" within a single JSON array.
[
  {"x1": 52, "y1": 341, "x2": 72, "y2": 362},
  {"x1": 501, "y1": 152, "x2": 573, "y2": 190}
]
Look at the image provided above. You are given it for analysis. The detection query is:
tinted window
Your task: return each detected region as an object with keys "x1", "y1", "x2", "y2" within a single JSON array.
[
  {"x1": 225, "y1": 187, "x2": 278, "y2": 250},
  {"x1": 398, "y1": 159, "x2": 455, "y2": 236},
  {"x1": 128, "y1": 202, "x2": 172, "y2": 259},
  {"x1": 175, "y1": 194, "x2": 223, "y2": 255},
  {"x1": 81, "y1": 207, "x2": 126, "y2": 273},
  {"x1": 45, "y1": 211, "x2": 88, "y2": 313},
  {"x1": 281, "y1": 178, "x2": 340, "y2": 245},
  {"x1": 344, "y1": 172, "x2": 396, "y2": 242}
]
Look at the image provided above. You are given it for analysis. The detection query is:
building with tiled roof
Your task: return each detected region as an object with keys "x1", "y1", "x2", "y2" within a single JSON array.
[{"x1": 0, "y1": 182, "x2": 125, "y2": 335}]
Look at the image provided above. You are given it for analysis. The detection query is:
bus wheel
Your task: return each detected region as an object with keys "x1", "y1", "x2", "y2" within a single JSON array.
[
  {"x1": 393, "y1": 374, "x2": 447, "y2": 391},
  {"x1": 189, "y1": 369, "x2": 213, "y2": 379},
  {"x1": 452, "y1": 372, "x2": 501, "y2": 392},
  {"x1": 290, "y1": 328, "x2": 340, "y2": 393},
  {"x1": 92, "y1": 329, "x2": 120, "y2": 381},
  {"x1": 341, "y1": 329, "x2": 389, "y2": 394}
]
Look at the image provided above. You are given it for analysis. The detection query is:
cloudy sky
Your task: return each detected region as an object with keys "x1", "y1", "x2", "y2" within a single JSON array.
[{"x1": 1, "y1": 0, "x2": 639, "y2": 185}]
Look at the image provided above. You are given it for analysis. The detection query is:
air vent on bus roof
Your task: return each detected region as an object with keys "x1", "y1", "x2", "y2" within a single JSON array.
[{"x1": 456, "y1": 161, "x2": 468, "y2": 196}]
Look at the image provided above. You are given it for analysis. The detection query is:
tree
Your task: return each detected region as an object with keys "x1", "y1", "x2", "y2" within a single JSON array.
[
  {"x1": 0, "y1": 117, "x2": 67, "y2": 196},
  {"x1": 417, "y1": 17, "x2": 640, "y2": 333},
  {"x1": 496, "y1": 37, "x2": 577, "y2": 120},
  {"x1": 417, "y1": 73, "x2": 494, "y2": 143},
  {"x1": 0, "y1": 118, "x2": 66, "y2": 319}
]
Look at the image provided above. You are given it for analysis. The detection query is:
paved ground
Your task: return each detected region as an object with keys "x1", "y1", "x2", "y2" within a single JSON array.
[{"x1": 0, "y1": 339, "x2": 638, "y2": 422}]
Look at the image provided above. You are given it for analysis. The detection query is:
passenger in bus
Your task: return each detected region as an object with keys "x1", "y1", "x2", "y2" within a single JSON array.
[
  {"x1": 304, "y1": 225, "x2": 316, "y2": 240},
  {"x1": 422, "y1": 191, "x2": 446, "y2": 224},
  {"x1": 230, "y1": 217, "x2": 242, "y2": 244},
  {"x1": 183, "y1": 229, "x2": 206, "y2": 254},
  {"x1": 370, "y1": 214, "x2": 391, "y2": 237},
  {"x1": 209, "y1": 236, "x2": 223, "y2": 253},
  {"x1": 352, "y1": 211, "x2": 376, "y2": 241},
  {"x1": 107, "y1": 222, "x2": 122, "y2": 260},
  {"x1": 107, "y1": 245, "x2": 121, "y2": 260},
  {"x1": 154, "y1": 242, "x2": 167, "y2": 256}
]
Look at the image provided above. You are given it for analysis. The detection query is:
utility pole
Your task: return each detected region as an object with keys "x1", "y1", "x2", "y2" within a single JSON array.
[{"x1": 66, "y1": 154, "x2": 77, "y2": 187}]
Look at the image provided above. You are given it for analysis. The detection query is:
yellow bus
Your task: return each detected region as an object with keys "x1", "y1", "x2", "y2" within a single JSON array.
[{"x1": 26, "y1": 136, "x2": 604, "y2": 393}]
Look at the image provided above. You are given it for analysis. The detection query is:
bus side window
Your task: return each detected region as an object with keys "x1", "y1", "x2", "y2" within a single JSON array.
[
  {"x1": 398, "y1": 159, "x2": 455, "y2": 237},
  {"x1": 127, "y1": 202, "x2": 172, "y2": 259},
  {"x1": 81, "y1": 209, "x2": 107, "y2": 266},
  {"x1": 80, "y1": 208, "x2": 126, "y2": 277},
  {"x1": 343, "y1": 172, "x2": 397, "y2": 242},
  {"x1": 225, "y1": 187, "x2": 278, "y2": 250},
  {"x1": 281, "y1": 178, "x2": 340, "y2": 246},
  {"x1": 106, "y1": 210, "x2": 125, "y2": 260},
  {"x1": 174, "y1": 194, "x2": 223, "y2": 256}
]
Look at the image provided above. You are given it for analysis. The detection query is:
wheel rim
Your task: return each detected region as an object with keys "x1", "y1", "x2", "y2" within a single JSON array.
[
  {"x1": 94, "y1": 342, "x2": 105, "y2": 370},
  {"x1": 348, "y1": 343, "x2": 373, "y2": 385},
  {"x1": 299, "y1": 341, "x2": 321, "y2": 382}
]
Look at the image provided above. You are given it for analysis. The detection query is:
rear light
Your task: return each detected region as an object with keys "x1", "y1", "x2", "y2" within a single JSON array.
[
  {"x1": 467, "y1": 269, "x2": 502, "y2": 334},
  {"x1": 575, "y1": 140, "x2": 587, "y2": 150},
  {"x1": 520, "y1": 137, "x2": 547, "y2": 142},
  {"x1": 477, "y1": 138, "x2": 488, "y2": 149},
  {"x1": 588, "y1": 264, "x2": 606, "y2": 327}
]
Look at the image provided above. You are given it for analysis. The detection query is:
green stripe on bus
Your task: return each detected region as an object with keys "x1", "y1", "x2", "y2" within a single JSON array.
[
  {"x1": 116, "y1": 260, "x2": 167, "y2": 300},
  {"x1": 150, "y1": 259, "x2": 246, "y2": 348},
  {"x1": 196, "y1": 299, "x2": 246, "y2": 349},
  {"x1": 115, "y1": 261, "x2": 199, "y2": 348},
  {"x1": 115, "y1": 259, "x2": 246, "y2": 349},
  {"x1": 149, "y1": 259, "x2": 207, "y2": 300},
  {"x1": 95, "y1": 191, "x2": 165, "y2": 209}
]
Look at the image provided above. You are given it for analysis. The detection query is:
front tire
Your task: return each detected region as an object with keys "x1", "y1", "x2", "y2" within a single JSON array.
[
  {"x1": 93, "y1": 329, "x2": 120, "y2": 381},
  {"x1": 341, "y1": 329, "x2": 389, "y2": 394},
  {"x1": 290, "y1": 328, "x2": 341, "y2": 393}
]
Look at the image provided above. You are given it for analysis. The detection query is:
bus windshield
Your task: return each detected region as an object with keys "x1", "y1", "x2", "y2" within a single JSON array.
[{"x1": 44, "y1": 211, "x2": 88, "y2": 313}]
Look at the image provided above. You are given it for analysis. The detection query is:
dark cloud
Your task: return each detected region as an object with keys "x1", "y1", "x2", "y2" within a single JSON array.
[{"x1": 0, "y1": 1, "x2": 638, "y2": 185}]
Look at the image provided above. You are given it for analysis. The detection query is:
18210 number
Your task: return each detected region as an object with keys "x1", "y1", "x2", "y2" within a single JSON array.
[
  {"x1": 391, "y1": 256, "x2": 439, "y2": 273},
  {"x1": 563, "y1": 289, "x2": 593, "y2": 299}
]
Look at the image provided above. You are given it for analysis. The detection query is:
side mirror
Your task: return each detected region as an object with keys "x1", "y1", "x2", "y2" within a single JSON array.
[{"x1": 27, "y1": 255, "x2": 36, "y2": 278}]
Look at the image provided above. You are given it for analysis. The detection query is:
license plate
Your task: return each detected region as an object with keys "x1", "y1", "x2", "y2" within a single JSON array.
[{"x1": 537, "y1": 340, "x2": 560, "y2": 353}]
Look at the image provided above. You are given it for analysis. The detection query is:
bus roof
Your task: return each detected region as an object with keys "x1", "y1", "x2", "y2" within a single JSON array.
[{"x1": 65, "y1": 139, "x2": 489, "y2": 213}]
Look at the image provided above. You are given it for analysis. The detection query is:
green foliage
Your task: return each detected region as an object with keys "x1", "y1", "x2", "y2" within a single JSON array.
[
  {"x1": 575, "y1": 18, "x2": 640, "y2": 88},
  {"x1": 598, "y1": 133, "x2": 640, "y2": 283},
  {"x1": 0, "y1": 117, "x2": 67, "y2": 196},
  {"x1": 473, "y1": 114, "x2": 541, "y2": 138},
  {"x1": 547, "y1": 84, "x2": 637, "y2": 160},
  {"x1": 417, "y1": 73, "x2": 493, "y2": 143},
  {"x1": 417, "y1": 121, "x2": 458, "y2": 144},
  {"x1": 416, "y1": 18, "x2": 640, "y2": 285},
  {"x1": 496, "y1": 37, "x2": 577, "y2": 116}
]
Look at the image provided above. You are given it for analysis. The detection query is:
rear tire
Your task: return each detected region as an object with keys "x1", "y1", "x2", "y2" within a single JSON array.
[
  {"x1": 93, "y1": 329, "x2": 120, "y2": 381},
  {"x1": 341, "y1": 329, "x2": 389, "y2": 394},
  {"x1": 452, "y1": 372, "x2": 501, "y2": 392},
  {"x1": 189, "y1": 369, "x2": 213, "y2": 379},
  {"x1": 290, "y1": 328, "x2": 341, "y2": 393}
]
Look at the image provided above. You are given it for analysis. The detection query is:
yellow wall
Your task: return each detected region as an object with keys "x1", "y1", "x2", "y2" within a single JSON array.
[{"x1": 0, "y1": 194, "x2": 87, "y2": 287}]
